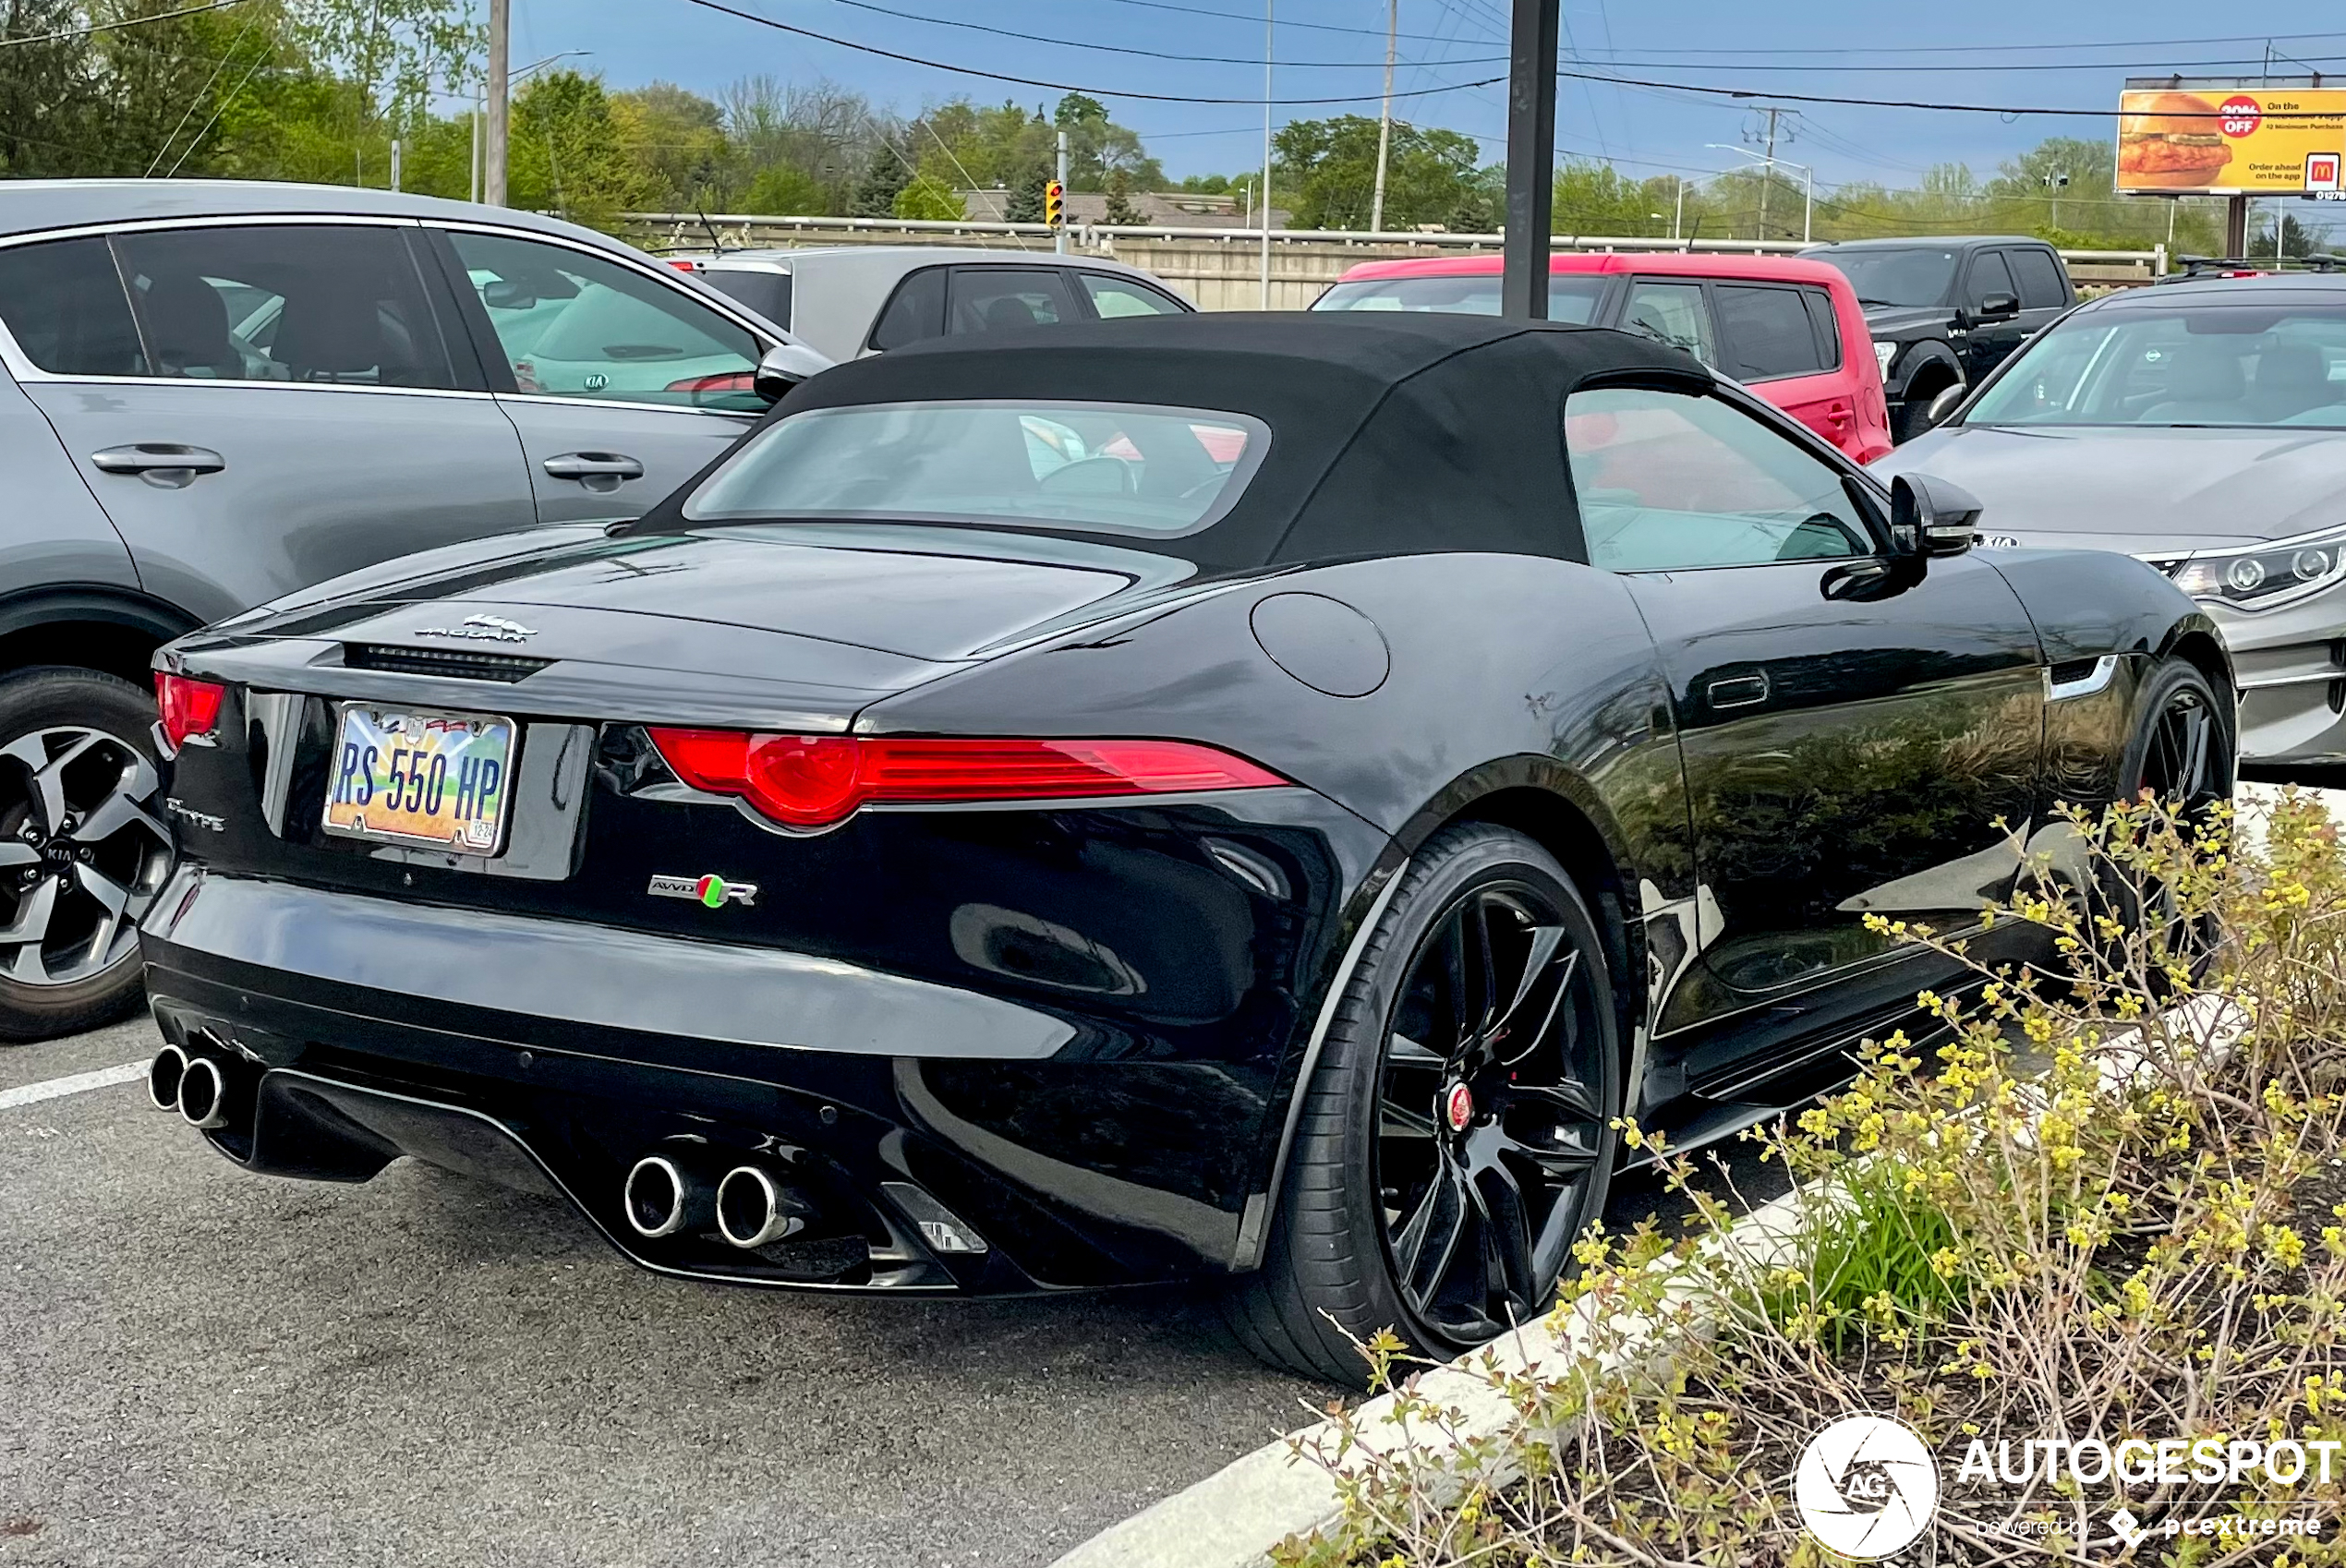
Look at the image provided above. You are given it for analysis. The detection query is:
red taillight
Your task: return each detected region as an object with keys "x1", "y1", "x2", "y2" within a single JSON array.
[
  {"x1": 667, "y1": 259, "x2": 699, "y2": 271},
  {"x1": 665, "y1": 370, "x2": 756, "y2": 395},
  {"x1": 646, "y1": 730, "x2": 1287, "y2": 829},
  {"x1": 155, "y1": 673, "x2": 225, "y2": 749}
]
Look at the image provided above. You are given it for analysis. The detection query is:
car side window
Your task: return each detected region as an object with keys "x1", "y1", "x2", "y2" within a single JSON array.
[
  {"x1": 106, "y1": 225, "x2": 456, "y2": 389},
  {"x1": 1565, "y1": 385, "x2": 1874, "y2": 572},
  {"x1": 2008, "y1": 247, "x2": 2067, "y2": 309},
  {"x1": 445, "y1": 230, "x2": 764, "y2": 410},
  {"x1": 1617, "y1": 281, "x2": 1717, "y2": 366},
  {"x1": 869, "y1": 267, "x2": 948, "y2": 351},
  {"x1": 1798, "y1": 288, "x2": 1843, "y2": 370},
  {"x1": 1715, "y1": 283, "x2": 1827, "y2": 381},
  {"x1": 1966, "y1": 249, "x2": 2018, "y2": 309},
  {"x1": 0, "y1": 236, "x2": 145, "y2": 376},
  {"x1": 949, "y1": 267, "x2": 1078, "y2": 334},
  {"x1": 1078, "y1": 272, "x2": 1186, "y2": 318}
]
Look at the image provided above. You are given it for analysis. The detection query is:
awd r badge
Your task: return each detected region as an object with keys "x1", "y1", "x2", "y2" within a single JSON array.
[{"x1": 648, "y1": 873, "x2": 757, "y2": 909}]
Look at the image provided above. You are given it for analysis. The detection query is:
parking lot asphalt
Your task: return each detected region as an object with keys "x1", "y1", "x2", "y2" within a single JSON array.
[{"x1": 0, "y1": 1015, "x2": 1774, "y2": 1568}]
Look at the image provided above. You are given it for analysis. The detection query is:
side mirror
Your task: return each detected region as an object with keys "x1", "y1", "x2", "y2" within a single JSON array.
[
  {"x1": 1976, "y1": 292, "x2": 2020, "y2": 321},
  {"x1": 1891, "y1": 473, "x2": 1984, "y2": 558},
  {"x1": 752, "y1": 342, "x2": 833, "y2": 403},
  {"x1": 1921, "y1": 382, "x2": 1966, "y2": 430}
]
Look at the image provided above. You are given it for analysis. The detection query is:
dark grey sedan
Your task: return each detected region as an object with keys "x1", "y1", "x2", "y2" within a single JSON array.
[{"x1": 1875, "y1": 273, "x2": 2346, "y2": 766}]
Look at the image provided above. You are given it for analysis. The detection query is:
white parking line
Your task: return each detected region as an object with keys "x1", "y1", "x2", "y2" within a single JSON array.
[{"x1": 0, "y1": 1060, "x2": 148, "y2": 1111}]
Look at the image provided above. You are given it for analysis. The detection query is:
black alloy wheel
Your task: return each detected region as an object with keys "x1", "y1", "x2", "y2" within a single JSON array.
[
  {"x1": 0, "y1": 669, "x2": 175, "y2": 1043},
  {"x1": 1226, "y1": 824, "x2": 1621, "y2": 1385},
  {"x1": 2093, "y1": 657, "x2": 2234, "y2": 985},
  {"x1": 1375, "y1": 881, "x2": 1613, "y2": 1343}
]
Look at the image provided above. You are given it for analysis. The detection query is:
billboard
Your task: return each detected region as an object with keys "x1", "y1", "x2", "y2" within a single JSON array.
[{"x1": 2116, "y1": 85, "x2": 2346, "y2": 196}]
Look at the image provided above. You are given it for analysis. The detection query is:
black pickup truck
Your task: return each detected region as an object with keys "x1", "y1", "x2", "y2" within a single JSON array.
[{"x1": 1800, "y1": 235, "x2": 2075, "y2": 441}]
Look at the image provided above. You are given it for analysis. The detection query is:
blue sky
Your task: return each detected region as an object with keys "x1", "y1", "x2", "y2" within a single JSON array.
[{"x1": 515, "y1": 0, "x2": 2346, "y2": 199}]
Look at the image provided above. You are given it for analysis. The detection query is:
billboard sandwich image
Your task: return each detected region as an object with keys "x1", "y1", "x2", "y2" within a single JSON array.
[{"x1": 2116, "y1": 92, "x2": 2232, "y2": 188}]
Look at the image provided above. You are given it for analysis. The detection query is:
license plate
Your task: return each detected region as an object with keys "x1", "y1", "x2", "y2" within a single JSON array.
[{"x1": 321, "y1": 704, "x2": 517, "y2": 854}]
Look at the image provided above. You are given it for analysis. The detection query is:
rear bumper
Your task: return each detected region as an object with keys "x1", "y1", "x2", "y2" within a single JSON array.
[{"x1": 139, "y1": 869, "x2": 1342, "y2": 1294}]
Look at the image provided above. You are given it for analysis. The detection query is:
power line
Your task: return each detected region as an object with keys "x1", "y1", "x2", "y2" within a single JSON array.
[
  {"x1": 1554, "y1": 64, "x2": 2346, "y2": 118},
  {"x1": 678, "y1": 0, "x2": 1506, "y2": 105},
  {"x1": 822, "y1": 0, "x2": 1507, "y2": 70},
  {"x1": 0, "y1": 0, "x2": 248, "y2": 50}
]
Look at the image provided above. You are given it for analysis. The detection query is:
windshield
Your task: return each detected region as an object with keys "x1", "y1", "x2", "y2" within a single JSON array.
[
  {"x1": 1312, "y1": 272, "x2": 1604, "y2": 324},
  {"x1": 1964, "y1": 304, "x2": 2346, "y2": 429},
  {"x1": 683, "y1": 400, "x2": 1269, "y2": 537},
  {"x1": 1811, "y1": 248, "x2": 1958, "y2": 308}
]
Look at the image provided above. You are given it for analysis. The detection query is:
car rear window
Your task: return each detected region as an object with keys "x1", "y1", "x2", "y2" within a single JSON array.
[
  {"x1": 1312, "y1": 272, "x2": 1604, "y2": 324},
  {"x1": 683, "y1": 400, "x2": 1271, "y2": 537},
  {"x1": 700, "y1": 269, "x2": 792, "y2": 329}
]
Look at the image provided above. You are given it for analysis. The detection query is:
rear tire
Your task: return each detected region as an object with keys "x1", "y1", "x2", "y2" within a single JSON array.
[
  {"x1": 1225, "y1": 825, "x2": 1621, "y2": 1385},
  {"x1": 0, "y1": 668, "x2": 173, "y2": 1043}
]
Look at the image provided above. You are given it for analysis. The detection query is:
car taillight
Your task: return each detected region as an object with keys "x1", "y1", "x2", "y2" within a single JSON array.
[
  {"x1": 667, "y1": 259, "x2": 699, "y2": 271},
  {"x1": 156, "y1": 673, "x2": 225, "y2": 749},
  {"x1": 645, "y1": 730, "x2": 1287, "y2": 829},
  {"x1": 665, "y1": 370, "x2": 756, "y2": 395}
]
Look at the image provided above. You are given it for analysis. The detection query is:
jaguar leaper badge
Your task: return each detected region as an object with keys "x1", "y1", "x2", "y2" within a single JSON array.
[{"x1": 648, "y1": 873, "x2": 758, "y2": 909}]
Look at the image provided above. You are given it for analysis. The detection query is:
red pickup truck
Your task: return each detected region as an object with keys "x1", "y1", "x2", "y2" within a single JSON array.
[{"x1": 1314, "y1": 251, "x2": 1894, "y2": 464}]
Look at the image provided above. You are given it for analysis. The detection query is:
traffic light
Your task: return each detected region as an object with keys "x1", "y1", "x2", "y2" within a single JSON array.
[{"x1": 1044, "y1": 180, "x2": 1065, "y2": 227}]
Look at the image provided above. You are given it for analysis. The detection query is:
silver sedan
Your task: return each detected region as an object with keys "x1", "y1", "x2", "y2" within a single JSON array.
[{"x1": 1875, "y1": 272, "x2": 2346, "y2": 765}]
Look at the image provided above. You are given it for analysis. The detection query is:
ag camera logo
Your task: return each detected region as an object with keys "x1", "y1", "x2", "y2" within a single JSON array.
[{"x1": 1794, "y1": 1414, "x2": 1940, "y2": 1559}]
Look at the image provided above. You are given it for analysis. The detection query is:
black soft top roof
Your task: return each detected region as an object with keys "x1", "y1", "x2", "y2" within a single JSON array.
[{"x1": 635, "y1": 311, "x2": 1711, "y2": 570}]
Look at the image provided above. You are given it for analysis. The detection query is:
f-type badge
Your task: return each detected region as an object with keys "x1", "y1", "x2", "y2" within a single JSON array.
[
  {"x1": 648, "y1": 874, "x2": 758, "y2": 909},
  {"x1": 413, "y1": 614, "x2": 537, "y2": 643}
]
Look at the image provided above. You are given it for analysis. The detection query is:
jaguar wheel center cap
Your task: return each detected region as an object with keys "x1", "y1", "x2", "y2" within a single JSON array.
[{"x1": 1443, "y1": 1080, "x2": 1475, "y2": 1133}]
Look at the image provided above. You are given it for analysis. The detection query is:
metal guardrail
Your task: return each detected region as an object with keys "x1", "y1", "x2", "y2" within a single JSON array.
[{"x1": 623, "y1": 211, "x2": 2164, "y2": 271}]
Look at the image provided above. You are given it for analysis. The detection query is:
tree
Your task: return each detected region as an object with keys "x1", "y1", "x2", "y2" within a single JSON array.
[
  {"x1": 744, "y1": 161, "x2": 825, "y2": 215},
  {"x1": 1004, "y1": 162, "x2": 1049, "y2": 223},
  {"x1": 612, "y1": 82, "x2": 730, "y2": 210},
  {"x1": 850, "y1": 141, "x2": 911, "y2": 218},
  {"x1": 507, "y1": 70, "x2": 649, "y2": 226},
  {"x1": 894, "y1": 174, "x2": 965, "y2": 221},
  {"x1": 1052, "y1": 90, "x2": 1162, "y2": 192},
  {"x1": 1101, "y1": 166, "x2": 1144, "y2": 225},
  {"x1": 1274, "y1": 115, "x2": 1493, "y2": 231}
]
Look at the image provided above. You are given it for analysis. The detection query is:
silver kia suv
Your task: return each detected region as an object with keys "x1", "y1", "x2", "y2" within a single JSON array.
[{"x1": 0, "y1": 180, "x2": 806, "y2": 1040}]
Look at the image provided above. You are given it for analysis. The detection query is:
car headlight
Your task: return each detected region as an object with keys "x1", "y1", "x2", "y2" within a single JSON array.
[
  {"x1": 1872, "y1": 340, "x2": 1897, "y2": 379},
  {"x1": 2168, "y1": 524, "x2": 2346, "y2": 611}
]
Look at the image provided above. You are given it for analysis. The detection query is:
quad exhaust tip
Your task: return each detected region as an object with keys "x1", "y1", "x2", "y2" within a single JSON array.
[
  {"x1": 715, "y1": 1164, "x2": 812, "y2": 1249},
  {"x1": 147, "y1": 1045, "x2": 187, "y2": 1112},
  {"x1": 176, "y1": 1055, "x2": 231, "y2": 1130},
  {"x1": 623, "y1": 1154, "x2": 716, "y2": 1240}
]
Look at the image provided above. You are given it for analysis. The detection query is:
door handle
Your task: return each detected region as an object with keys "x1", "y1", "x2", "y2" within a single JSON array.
[
  {"x1": 542, "y1": 451, "x2": 646, "y2": 492},
  {"x1": 90, "y1": 443, "x2": 224, "y2": 488},
  {"x1": 1705, "y1": 672, "x2": 1770, "y2": 710},
  {"x1": 1825, "y1": 402, "x2": 1854, "y2": 428}
]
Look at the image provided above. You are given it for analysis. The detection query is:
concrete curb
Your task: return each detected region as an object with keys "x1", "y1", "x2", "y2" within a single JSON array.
[{"x1": 1051, "y1": 1186, "x2": 1809, "y2": 1568}]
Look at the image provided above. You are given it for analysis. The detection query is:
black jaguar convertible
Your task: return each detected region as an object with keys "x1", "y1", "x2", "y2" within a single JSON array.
[{"x1": 139, "y1": 313, "x2": 2230, "y2": 1383}]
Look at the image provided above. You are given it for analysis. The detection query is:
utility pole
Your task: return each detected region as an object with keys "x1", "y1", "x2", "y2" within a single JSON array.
[
  {"x1": 468, "y1": 88, "x2": 481, "y2": 202},
  {"x1": 484, "y1": 0, "x2": 510, "y2": 206},
  {"x1": 1055, "y1": 129, "x2": 1070, "y2": 255},
  {"x1": 1756, "y1": 106, "x2": 1781, "y2": 239},
  {"x1": 1370, "y1": 0, "x2": 1396, "y2": 235},
  {"x1": 1259, "y1": 0, "x2": 1273, "y2": 308},
  {"x1": 390, "y1": 138, "x2": 402, "y2": 193}
]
